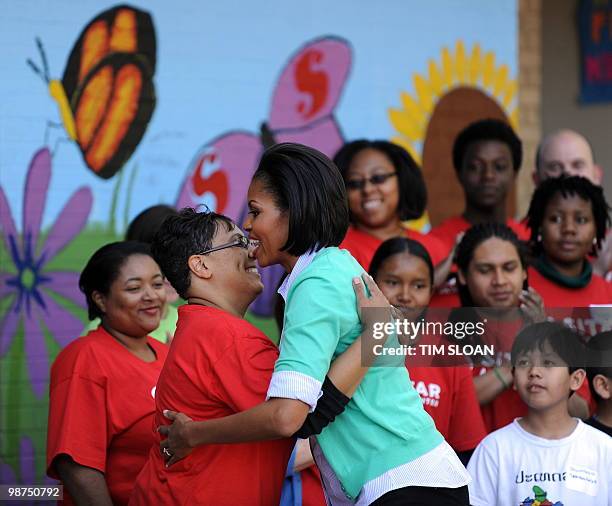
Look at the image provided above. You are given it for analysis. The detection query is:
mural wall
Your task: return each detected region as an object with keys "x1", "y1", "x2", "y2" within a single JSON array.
[{"x1": 0, "y1": 0, "x2": 517, "y2": 491}]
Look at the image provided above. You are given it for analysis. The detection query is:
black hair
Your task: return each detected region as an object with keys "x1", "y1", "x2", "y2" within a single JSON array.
[
  {"x1": 151, "y1": 207, "x2": 234, "y2": 299},
  {"x1": 452, "y1": 118, "x2": 522, "y2": 173},
  {"x1": 126, "y1": 205, "x2": 178, "y2": 243},
  {"x1": 79, "y1": 241, "x2": 153, "y2": 320},
  {"x1": 455, "y1": 223, "x2": 528, "y2": 306},
  {"x1": 586, "y1": 330, "x2": 612, "y2": 403},
  {"x1": 253, "y1": 142, "x2": 349, "y2": 255},
  {"x1": 333, "y1": 139, "x2": 427, "y2": 221},
  {"x1": 369, "y1": 237, "x2": 434, "y2": 287},
  {"x1": 511, "y1": 321, "x2": 585, "y2": 374},
  {"x1": 526, "y1": 175, "x2": 611, "y2": 255}
]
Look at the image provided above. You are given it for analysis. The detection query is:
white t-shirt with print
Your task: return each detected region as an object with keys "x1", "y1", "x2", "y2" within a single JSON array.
[{"x1": 467, "y1": 419, "x2": 611, "y2": 506}]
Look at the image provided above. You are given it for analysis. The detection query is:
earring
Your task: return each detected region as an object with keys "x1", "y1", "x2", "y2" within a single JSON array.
[
  {"x1": 593, "y1": 238, "x2": 598, "y2": 245},
  {"x1": 537, "y1": 234, "x2": 542, "y2": 242}
]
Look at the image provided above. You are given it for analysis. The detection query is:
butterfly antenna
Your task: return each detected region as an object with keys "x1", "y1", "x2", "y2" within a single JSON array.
[
  {"x1": 26, "y1": 58, "x2": 46, "y2": 83},
  {"x1": 36, "y1": 37, "x2": 51, "y2": 82}
]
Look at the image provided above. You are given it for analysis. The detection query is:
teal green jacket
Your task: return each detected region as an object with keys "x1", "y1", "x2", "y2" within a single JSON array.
[{"x1": 269, "y1": 247, "x2": 443, "y2": 498}]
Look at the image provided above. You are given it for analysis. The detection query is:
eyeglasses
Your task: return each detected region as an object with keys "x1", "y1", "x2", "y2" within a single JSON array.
[
  {"x1": 197, "y1": 235, "x2": 250, "y2": 255},
  {"x1": 345, "y1": 172, "x2": 397, "y2": 191}
]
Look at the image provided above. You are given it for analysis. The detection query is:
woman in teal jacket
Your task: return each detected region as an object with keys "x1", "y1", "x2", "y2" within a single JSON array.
[{"x1": 162, "y1": 143, "x2": 470, "y2": 505}]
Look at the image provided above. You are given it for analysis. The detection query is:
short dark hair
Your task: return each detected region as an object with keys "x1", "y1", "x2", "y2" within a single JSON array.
[
  {"x1": 126, "y1": 205, "x2": 178, "y2": 243},
  {"x1": 456, "y1": 223, "x2": 528, "y2": 306},
  {"x1": 452, "y1": 119, "x2": 522, "y2": 173},
  {"x1": 151, "y1": 208, "x2": 234, "y2": 299},
  {"x1": 526, "y1": 175, "x2": 611, "y2": 255},
  {"x1": 369, "y1": 237, "x2": 434, "y2": 287},
  {"x1": 253, "y1": 143, "x2": 349, "y2": 256},
  {"x1": 333, "y1": 140, "x2": 427, "y2": 221},
  {"x1": 586, "y1": 330, "x2": 612, "y2": 403},
  {"x1": 79, "y1": 241, "x2": 153, "y2": 320},
  {"x1": 511, "y1": 321, "x2": 585, "y2": 374}
]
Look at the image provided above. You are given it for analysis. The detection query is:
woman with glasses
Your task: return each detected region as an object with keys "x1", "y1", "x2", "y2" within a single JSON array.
[{"x1": 335, "y1": 140, "x2": 448, "y2": 282}]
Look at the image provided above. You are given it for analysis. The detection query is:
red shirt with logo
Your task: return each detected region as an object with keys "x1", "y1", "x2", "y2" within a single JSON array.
[
  {"x1": 528, "y1": 266, "x2": 612, "y2": 338},
  {"x1": 340, "y1": 225, "x2": 448, "y2": 271},
  {"x1": 129, "y1": 305, "x2": 293, "y2": 506},
  {"x1": 47, "y1": 327, "x2": 168, "y2": 506},
  {"x1": 407, "y1": 365, "x2": 486, "y2": 451}
]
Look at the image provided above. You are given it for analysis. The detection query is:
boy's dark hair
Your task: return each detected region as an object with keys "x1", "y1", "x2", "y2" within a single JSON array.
[
  {"x1": 151, "y1": 208, "x2": 234, "y2": 299},
  {"x1": 79, "y1": 241, "x2": 152, "y2": 320},
  {"x1": 452, "y1": 118, "x2": 522, "y2": 173},
  {"x1": 456, "y1": 223, "x2": 528, "y2": 307},
  {"x1": 333, "y1": 140, "x2": 427, "y2": 221},
  {"x1": 526, "y1": 175, "x2": 611, "y2": 255},
  {"x1": 254, "y1": 143, "x2": 349, "y2": 256},
  {"x1": 126, "y1": 205, "x2": 178, "y2": 243},
  {"x1": 586, "y1": 330, "x2": 612, "y2": 403},
  {"x1": 511, "y1": 321, "x2": 585, "y2": 374},
  {"x1": 369, "y1": 237, "x2": 434, "y2": 287}
]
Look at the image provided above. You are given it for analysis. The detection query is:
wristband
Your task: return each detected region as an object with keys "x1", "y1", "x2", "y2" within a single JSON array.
[{"x1": 493, "y1": 367, "x2": 510, "y2": 389}]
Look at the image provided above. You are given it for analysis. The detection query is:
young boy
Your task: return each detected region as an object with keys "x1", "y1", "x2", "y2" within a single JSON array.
[
  {"x1": 467, "y1": 321, "x2": 611, "y2": 505},
  {"x1": 585, "y1": 330, "x2": 612, "y2": 437}
]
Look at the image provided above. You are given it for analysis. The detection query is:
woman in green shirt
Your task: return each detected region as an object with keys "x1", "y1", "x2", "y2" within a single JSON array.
[{"x1": 162, "y1": 143, "x2": 470, "y2": 505}]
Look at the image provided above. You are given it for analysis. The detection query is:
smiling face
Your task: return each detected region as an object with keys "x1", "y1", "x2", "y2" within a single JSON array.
[
  {"x1": 540, "y1": 192, "x2": 595, "y2": 272},
  {"x1": 345, "y1": 148, "x2": 400, "y2": 230},
  {"x1": 459, "y1": 237, "x2": 526, "y2": 308},
  {"x1": 243, "y1": 178, "x2": 293, "y2": 269},
  {"x1": 459, "y1": 140, "x2": 515, "y2": 210},
  {"x1": 375, "y1": 252, "x2": 433, "y2": 318},
  {"x1": 513, "y1": 340, "x2": 584, "y2": 411},
  {"x1": 96, "y1": 254, "x2": 167, "y2": 338},
  {"x1": 203, "y1": 224, "x2": 264, "y2": 302}
]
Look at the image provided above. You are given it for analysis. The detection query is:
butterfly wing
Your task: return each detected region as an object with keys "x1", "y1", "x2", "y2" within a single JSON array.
[
  {"x1": 175, "y1": 132, "x2": 261, "y2": 222},
  {"x1": 70, "y1": 53, "x2": 155, "y2": 179},
  {"x1": 267, "y1": 36, "x2": 351, "y2": 157},
  {"x1": 62, "y1": 5, "x2": 156, "y2": 101}
]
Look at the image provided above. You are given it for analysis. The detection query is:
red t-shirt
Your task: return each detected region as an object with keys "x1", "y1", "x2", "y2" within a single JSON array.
[
  {"x1": 301, "y1": 465, "x2": 326, "y2": 506},
  {"x1": 528, "y1": 267, "x2": 612, "y2": 338},
  {"x1": 407, "y1": 365, "x2": 486, "y2": 451},
  {"x1": 129, "y1": 305, "x2": 293, "y2": 506},
  {"x1": 340, "y1": 225, "x2": 448, "y2": 272},
  {"x1": 46, "y1": 327, "x2": 168, "y2": 506},
  {"x1": 472, "y1": 318, "x2": 527, "y2": 433},
  {"x1": 430, "y1": 215, "x2": 530, "y2": 255},
  {"x1": 429, "y1": 216, "x2": 530, "y2": 308}
]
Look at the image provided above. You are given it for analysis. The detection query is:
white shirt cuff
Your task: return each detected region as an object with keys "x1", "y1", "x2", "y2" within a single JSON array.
[{"x1": 266, "y1": 370, "x2": 323, "y2": 412}]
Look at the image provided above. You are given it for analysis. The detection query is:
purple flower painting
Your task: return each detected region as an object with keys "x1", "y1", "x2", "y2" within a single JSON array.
[{"x1": 0, "y1": 148, "x2": 92, "y2": 397}]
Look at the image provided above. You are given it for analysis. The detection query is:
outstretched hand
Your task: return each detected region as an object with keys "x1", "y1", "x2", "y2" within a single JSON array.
[{"x1": 158, "y1": 410, "x2": 194, "y2": 467}]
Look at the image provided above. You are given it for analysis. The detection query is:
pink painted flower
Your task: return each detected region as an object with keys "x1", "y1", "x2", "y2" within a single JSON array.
[{"x1": 0, "y1": 148, "x2": 92, "y2": 397}]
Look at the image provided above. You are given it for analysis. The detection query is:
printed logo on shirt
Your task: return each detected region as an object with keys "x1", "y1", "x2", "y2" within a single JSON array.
[
  {"x1": 515, "y1": 470, "x2": 566, "y2": 484},
  {"x1": 151, "y1": 386, "x2": 156, "y2": 399},
  {"x1": 412, "y1": 380, "x2": 441, "y2": 407},
  {"x1": 519, "y1": 485, "x2": 563, "y2": 506}
]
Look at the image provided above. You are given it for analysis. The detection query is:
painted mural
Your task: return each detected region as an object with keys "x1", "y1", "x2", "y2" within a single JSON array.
[{"x1": 0, "y1": 0, "x2": 517, "y2": 491}]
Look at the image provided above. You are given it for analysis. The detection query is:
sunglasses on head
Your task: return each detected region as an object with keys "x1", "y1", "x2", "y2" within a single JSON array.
[{"x1": 345, "y1": 172, "x2": 397, "y2": 191}]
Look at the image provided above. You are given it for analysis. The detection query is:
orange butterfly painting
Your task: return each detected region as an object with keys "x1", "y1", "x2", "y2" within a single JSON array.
[{"x1": 28, "y1": 4, "x2": 156, "y2": 179}]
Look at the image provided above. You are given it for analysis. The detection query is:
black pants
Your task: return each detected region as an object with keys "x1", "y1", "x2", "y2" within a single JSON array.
[{"x1": 370, "y1": 485, "x2": 469, "y2": 506}]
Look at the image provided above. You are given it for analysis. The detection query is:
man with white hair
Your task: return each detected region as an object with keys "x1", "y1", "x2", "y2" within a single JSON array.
[{"x1": 534, "y1": 129, "x2": 610, "y2": 279}]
